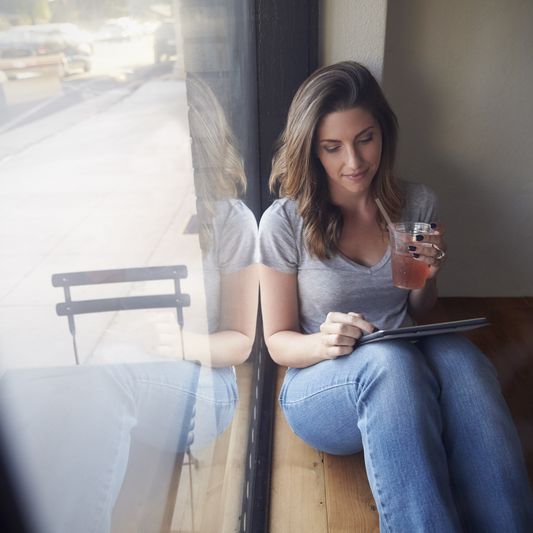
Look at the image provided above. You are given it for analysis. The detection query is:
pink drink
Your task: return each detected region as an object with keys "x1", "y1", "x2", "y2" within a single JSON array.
[
  {"x1": 389, "y1": 222, "x2": 433, "y2": 290},
  {"x1": 391, "y1": 252, "x2": 430, "y2": 289}
]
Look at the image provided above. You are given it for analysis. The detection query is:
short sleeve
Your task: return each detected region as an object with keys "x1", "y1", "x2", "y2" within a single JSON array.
[
  {"x1": 216, "y1": 200, "x2": 258, "y2": 272},
  {"x1": 402, "y1": 182, "x2": 439, "y2": 223},
  {"x1": 258, "y1": 200, "x2": 299, "y2": 273}
]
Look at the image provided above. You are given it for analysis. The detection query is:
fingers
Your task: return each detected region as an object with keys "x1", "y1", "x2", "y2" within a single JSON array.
[
  {"x1": 320, "y1": 330, "x2": 360, "y2": 346},
  {"x1": 413, "y1": 233, "x2": 443, "y2": 247},
  {"x1": 323, "y1": 344, "x2": 355, "y2": 359},
  {"x1": 324, "y1": 311, "x2": 375, "y2": 334},
  {"x1": 319, "y1": 312, "x2": 376, "y2": 360},
  {"x1": 320, "y1": 321, "x2": 361, "y2": 341},
  {"x1": 408, "y1": 229, "x2": 447, "y2": 268}
]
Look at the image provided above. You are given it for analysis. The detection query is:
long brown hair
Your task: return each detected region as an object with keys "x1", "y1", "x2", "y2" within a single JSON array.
[
  {"x1": 186, "y1": 76, "x2": 247, "y2": 251},
  {"x1": 270, "y1": 61, "x2": 403, "y2": 259}
]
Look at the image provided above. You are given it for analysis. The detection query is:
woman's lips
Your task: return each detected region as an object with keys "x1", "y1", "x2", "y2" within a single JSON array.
[{"x1": 343, "y1": 170, "x2": 367, "y2": 179}]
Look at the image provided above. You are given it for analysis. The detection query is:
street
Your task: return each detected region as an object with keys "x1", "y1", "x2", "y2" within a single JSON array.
[{"x1": 1, "y1": 35, "x2": 174, "y2": 133}]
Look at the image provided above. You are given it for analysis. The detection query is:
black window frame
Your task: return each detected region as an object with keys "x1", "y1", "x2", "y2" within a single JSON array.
[{"x1": 242, "y1": 2, "x2": 318, "y2": 532}]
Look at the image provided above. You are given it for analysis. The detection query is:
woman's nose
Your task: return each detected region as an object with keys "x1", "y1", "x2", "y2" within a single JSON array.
[{"x1": 346, "y1": 146, "x2": 361, "y2": 169}]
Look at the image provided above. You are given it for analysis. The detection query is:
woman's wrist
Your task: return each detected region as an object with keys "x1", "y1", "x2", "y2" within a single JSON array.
[
  {"x1": 267, "y1": 330, "x2": 327, "y2": 368},
  {"x1": 408, "y1": 277, "x2": 438, "y2": 320}
]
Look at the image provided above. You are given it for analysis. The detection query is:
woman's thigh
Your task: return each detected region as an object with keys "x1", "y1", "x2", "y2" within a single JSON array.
[
  {"x1": 279, "y1": 340, "x2": 438, "y2": 455},
  {"x1": 416, "y1": 333, "x2": 501, "y2": 406},
  {"x1": 0, "y1": 362, "x2": 238, "y2": 533},
  {"x1": 106, "y1": 361, "x2": 238, "y2": 451}
]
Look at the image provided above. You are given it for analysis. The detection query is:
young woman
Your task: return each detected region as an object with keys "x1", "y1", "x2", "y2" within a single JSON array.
[{"x1": 259, "y1": 61, "x2": 533, "y2": 531}]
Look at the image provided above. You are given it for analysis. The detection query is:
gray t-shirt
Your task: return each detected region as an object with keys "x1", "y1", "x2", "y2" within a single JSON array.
[
  {"x1": 202, "y1": 199, "x2": 258, "y2": 333},
  {"x1": 258, "y1": 181, "x2": 437, "y2": 333}
]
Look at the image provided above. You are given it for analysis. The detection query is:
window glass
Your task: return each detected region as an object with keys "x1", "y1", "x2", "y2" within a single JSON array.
[{"x1": 0, "y1": 1, "x2": 259, "y2": 531}]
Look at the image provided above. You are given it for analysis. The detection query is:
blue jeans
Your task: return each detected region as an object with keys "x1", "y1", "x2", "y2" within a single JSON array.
[
  {"x1": 279, "y1": 334, "x2": 533, "y2": 532},
  {"x1": 0, "y1": 361, "x2": 237, "y2": 533}
]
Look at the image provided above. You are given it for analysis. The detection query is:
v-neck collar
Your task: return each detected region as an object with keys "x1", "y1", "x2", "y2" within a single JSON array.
[{"x1": 337, "y1": 245, "x2": 391, "y2": 273}]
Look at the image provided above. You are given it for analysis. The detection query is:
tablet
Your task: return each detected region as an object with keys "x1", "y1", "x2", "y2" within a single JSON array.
[{"x1": 358, "y1": 317, "x2": 489, "y2": 345}]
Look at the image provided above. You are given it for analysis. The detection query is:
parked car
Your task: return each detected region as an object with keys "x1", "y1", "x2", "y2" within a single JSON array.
[
  {"x1": 0, "y1": 28, "x2": 66, "y2": 80},
  {"x1": 96, "y1": 21, "x2": 131, "y2": 42},
  {"x1": 96, "y1": 18, "x2": 144, "y2": 42},
  {"x1": 24, "y1": 23, "x2": 93, "y2": 75},
  {"x1": 154, "y1": 21, "x2": 176, "y2": 63}
]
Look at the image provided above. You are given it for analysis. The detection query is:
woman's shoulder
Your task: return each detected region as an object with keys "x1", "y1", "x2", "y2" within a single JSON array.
[
  {"x1": 260, "y1": 197, "x2": 300, "y2": 229},
  {"x1": 211, "y1": 199, "x2": 258, "y2": 270},
  {"x1": 263, "y1": 197, "x2": 299, "y2": 216},
  {"x1": 400, "y1": 180, "x2": 437, "y2": 201},
  {"x1": 258, "y1": 198, "x2": 302, "y2": 271},
  {"x1": 214, "y1": 198, "x2": 257, "y2": 227},
  {"x1": 399, "y1": 180, "x2": 439, "y2": 222}
]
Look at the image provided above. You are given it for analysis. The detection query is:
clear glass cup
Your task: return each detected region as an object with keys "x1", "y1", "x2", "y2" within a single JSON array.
[{"x1": 389, "y1": 222, "x2": 434, "y2": 289}]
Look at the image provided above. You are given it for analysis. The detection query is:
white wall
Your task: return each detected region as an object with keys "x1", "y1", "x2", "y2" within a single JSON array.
[
  {"x1": 319, "y1": 0, "x2": 387, "y2": 82},
  {"x1": 383, "y1": 0, "x2": 533, "y2": 296},
  {"x1": 320, "y1": 0, "x2": 533, "y2": 296}
]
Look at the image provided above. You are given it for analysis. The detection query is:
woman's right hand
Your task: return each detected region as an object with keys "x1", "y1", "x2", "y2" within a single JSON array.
[{"x1": 317, "y1": 312, "x2": 375, "y2": 360}]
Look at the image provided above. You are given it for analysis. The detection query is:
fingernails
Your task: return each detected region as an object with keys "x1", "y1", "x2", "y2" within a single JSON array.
[
  {"x1": 430, "y1": 223, "x2": 438, "y2": 229},
  {"x1": 408, "y1": 245, "x2": 417, "y2": 251},
  {"x1": 416, "y1": 234, "x2": 424, "y2": 241}
]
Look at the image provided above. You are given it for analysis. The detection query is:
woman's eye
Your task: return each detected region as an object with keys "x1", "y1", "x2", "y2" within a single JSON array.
[
  {"x1": 359, "y1": 135, "x2": 373, "y2": 144},
  {"x1": 324, "y1": 146, "x2": 340, "y2": 153}
]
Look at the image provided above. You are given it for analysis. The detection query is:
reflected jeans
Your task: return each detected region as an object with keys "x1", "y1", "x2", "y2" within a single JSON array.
[
  {"x1": 279, "y1": 334, "x2": 533, "y2": 532},
  {"x1": 0, "y1": 361, "x2": 237, "y2": 533}
]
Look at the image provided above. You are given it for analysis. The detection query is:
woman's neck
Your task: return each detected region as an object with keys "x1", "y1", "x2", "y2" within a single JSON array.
[{"x1": 332, "y1": 192, "x2": 376, "y2": 222}]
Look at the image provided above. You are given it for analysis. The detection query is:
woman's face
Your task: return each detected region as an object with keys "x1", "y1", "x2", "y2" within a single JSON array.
[{"x1": 315, "y1": 106, "x2": 382, "y2": 199}]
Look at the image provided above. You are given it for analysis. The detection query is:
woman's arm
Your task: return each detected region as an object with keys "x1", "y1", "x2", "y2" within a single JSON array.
[
  {"x1": 147, "y1": 264, "x2": 258, "y2": 367},
  {"x1": 187, "y1": 264, "x2": 258, "y2": 367},
  {"x1": 208, "y1": 263, "x2": 259, "y2": 366},
  {"x1": 408, "y1": 277, "x2": 438, "y2": 322},
  {"x1": 260, "y1": 265, "x2": 373, "y2": 368}
]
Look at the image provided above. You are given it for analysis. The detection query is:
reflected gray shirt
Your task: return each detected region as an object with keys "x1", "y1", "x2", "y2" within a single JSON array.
[
  {"x1": 202, "y1": 199, "x2": 258, "y2": 333},
  {"x1": 258, "y1": 181, "x2": 437, "y2": 333}
]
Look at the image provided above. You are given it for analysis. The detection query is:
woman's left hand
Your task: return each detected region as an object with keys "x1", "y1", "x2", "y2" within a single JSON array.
[{"x1": 408, "y1": 223, "x2": 447, "y2": 279}]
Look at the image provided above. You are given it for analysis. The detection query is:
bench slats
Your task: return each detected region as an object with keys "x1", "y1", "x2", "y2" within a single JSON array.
[
  {"x1": 56, "y1": 294, "x2": 191, "y2": 316},
  {"x1": 51, "y1": 265, "x2": 188, "y2": 287},
  {"x1": 270, "y1": 370, "x2": 328, "y2": 533}
]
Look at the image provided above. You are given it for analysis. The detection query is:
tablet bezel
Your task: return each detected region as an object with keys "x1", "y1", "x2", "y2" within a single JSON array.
[{"x1": 358, "y1": 317, "x2": 490, "y2": 346}]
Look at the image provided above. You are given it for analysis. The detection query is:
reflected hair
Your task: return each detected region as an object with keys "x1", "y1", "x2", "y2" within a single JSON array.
[
  {"x1": 186, "y1": 76, "x2": 247, "y2": 250},
  {"x1": 270, "y1": 61, "x2": 403, "y2": 259}
]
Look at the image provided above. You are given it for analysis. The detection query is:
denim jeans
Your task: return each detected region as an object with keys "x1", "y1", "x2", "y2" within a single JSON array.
[
  {"x1": 279, "y1": 334, "x2": 533, "y2": 532},
  {"x1": 0, "y1": 361, "x2": 237, "y2": 533}
]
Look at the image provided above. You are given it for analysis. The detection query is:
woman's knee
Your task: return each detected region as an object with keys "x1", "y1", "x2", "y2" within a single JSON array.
[
  {"x1": 419, "y1": 333, "x2": 498, "y2": 385},
  {"x1": 280, "y1": 386, "x2": 363, "y2": 455},
  {"x1": 353, "y1": 340, "x2": 435, "y2": 392}
]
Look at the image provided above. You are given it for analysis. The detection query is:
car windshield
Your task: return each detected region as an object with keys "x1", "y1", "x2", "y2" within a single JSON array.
[{"x1": 0, "y1": 28, "x2": 63, "y2": 51}]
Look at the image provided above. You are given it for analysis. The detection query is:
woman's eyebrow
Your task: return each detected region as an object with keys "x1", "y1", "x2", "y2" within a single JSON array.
[{"x1": 318, "y1": 126, "x2": 375, "y2": 143}]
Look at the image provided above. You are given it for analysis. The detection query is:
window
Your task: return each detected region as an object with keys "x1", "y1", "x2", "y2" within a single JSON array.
[{"x1": 0, "y1": 1, "x2": 318, "y2": 531}]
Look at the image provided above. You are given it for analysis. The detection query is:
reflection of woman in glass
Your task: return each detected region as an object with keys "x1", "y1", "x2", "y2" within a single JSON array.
[
  {"x1": 259, "y1": 61, "x2": 533, "y2": 531},
  {"x1": 174, "y1": 75, "x2": 258, "y2": 367},
  {"x1": 0, "y1": 76, "x2": 258, "y2": 533}
]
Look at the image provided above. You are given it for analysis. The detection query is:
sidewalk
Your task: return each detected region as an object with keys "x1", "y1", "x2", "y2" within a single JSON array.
[
  {"x1": 0, "y1": 77, "x2": 202, "y2": 368},
  {"x1": 0, "y1": 75, "x2": 149, "y2": 162}
]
